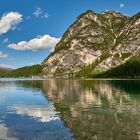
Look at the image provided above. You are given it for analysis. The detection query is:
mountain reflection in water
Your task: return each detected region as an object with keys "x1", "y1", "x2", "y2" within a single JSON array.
[
  {"x1": 42, "y1": 80, "x2": 140, "y2": 140},
  {"x1": 0, "y1": 79, "x2": 140, "y2": 140}
]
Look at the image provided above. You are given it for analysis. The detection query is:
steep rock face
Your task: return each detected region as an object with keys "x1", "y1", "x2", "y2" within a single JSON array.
[{"x1": 42, "y1": 10, "x2": 140, "y2": 77}]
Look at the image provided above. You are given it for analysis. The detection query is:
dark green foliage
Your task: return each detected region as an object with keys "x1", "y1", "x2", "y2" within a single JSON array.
[
  {"x1": 54, "y1": 45, "x2": 67, "y2": 54},
  {"x1": 75, "y1": 56, "x2": 140, "y2": 78},
  {"x1": 96, "y1": 56, "x2": 140, "y2": 78},
  {"x1": 121, "y1": 53, "x2": 132, "y2": 59},
  {"x1": 75, "y1": 61, "x2": 100, "y2": 78},
  {"x1": 0, "y1": 69, "x2": 10, "y2": 77},
  {"x1": 0, "y1": 64, "x2": 43, "y2": 78}
]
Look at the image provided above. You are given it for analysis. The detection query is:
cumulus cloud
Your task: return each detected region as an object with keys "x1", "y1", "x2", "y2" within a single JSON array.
[
  {"x1": 0, "y1": 12, "x2": 22, "y2": 35},
  {"x1": 120, "y1": 3, "x2": 126, "y2": 9},
  {"x1": 33, "y1": 7, "x2": 42, "y2": 17},
  {"x1": 0, "y1": 51, "x2": 8, "y2": 58},
  {"x1": 8, "y1": 35, "x2": 60, "y2": 51}
]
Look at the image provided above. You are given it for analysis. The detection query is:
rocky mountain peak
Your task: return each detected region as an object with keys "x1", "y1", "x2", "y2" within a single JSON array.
[
  {"x1": 77, "y1": 10, "x2": 95, "y2": 18},
  {"x1": 101, "y1": 10, "x2": 126, "y2": 18},
  {"x1": 42, "y1": 10, "x2": 140, "y2": 78}
]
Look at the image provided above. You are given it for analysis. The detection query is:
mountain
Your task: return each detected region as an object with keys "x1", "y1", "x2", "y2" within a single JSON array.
[
  {"x1": 0, "y1": 66, "x2": 13, "y2": 77},
  {"x1": 0, "y1": 66, "x2": 13, "y2": 71},
  {"x1": 42, "y1": 10, "x2": 140, "y2": 78},
  {"x1": 0, "y1": 64, "x2": 42, "y2": 78}
]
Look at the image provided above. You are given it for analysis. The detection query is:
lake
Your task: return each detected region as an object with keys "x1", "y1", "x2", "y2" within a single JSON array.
[{"x1": 0, "y1": 79, "x2": 140, "y2": 140}]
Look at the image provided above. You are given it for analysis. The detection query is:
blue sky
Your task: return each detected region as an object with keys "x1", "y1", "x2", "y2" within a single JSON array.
[{"x1": 0, "y1": 0, "x2": 139, "y2": 68}]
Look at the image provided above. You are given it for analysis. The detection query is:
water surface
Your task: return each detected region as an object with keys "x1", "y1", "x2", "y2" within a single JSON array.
[{"x1": 0, "y1": 79, "x2": 140, "y2": 140}]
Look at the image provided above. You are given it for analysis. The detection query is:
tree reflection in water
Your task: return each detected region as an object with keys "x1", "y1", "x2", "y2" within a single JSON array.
[{"x1": 41, "y1": 79, "x2": 140, "y2": 140}]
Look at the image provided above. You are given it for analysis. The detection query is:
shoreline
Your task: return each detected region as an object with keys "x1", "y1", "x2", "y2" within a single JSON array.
[{"x1": 0, "y1": 77, "x2": 140, "y2": 81}]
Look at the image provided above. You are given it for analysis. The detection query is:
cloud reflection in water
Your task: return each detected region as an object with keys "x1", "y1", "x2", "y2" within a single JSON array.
[{"x1": 11, "y1": 104, "x2": 60, "y2": 123}]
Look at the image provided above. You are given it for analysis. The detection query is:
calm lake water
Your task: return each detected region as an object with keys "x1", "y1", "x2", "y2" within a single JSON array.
[{"x1": 0, "y1": 79, "x2": 140, "y2": 140}]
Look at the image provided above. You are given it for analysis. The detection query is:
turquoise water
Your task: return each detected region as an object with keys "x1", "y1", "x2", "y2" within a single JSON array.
[{"x1": 0, "y1": 79, "x2": 140, "y2": 140}]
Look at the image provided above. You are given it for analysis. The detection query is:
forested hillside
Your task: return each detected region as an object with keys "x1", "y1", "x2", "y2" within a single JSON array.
[
  {"x1": 0, "y1": 65, "x2": 43, "y2": 78},
  {"x1": 96, "y1": 56, "x2": 140, "y2": 78}
]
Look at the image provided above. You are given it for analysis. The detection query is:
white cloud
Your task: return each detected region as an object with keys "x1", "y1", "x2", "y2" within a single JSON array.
[
  {"x1": 120, "y1": 3, "x2": 126, "y2": 9},
  {"x1": 3, "y1": 38, "x2": 8, "y2": 43},
  {"x1": 33, "y1": 7, "x2": 42, "y2": 17},
  {"x1": 8, "y1": 35, "x2": 60, "y2": 51},
  {"x1": 0, "y1": 51, "x2": 8, "y2": 58},
  {"x1": 41, "y1": 12, "x2": 49, "y2": 19},
  {"x1": 0, "y1": 12, "x2": 22, "y2": 35},
  {"x1": 33, "y1": 7, "x2": 49, "y2": 19}
]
